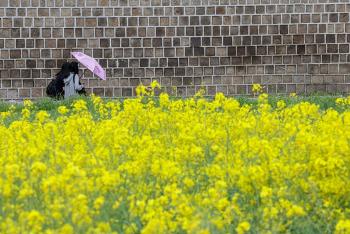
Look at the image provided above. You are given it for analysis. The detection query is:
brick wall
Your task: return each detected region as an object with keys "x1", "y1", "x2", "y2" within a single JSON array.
[{"x1": 1, "y1": 0, "x2": 350, "y2": 99}]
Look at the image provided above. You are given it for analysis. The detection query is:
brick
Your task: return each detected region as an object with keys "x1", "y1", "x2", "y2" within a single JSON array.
[
  {"x1": 11, "y1": 28, "x2": 21, "y2": 38},
  {"x1": 273, "y1": 36, "x2": 282, "y2": 45},
  {"x1": 293, "y1": 35, "x2": 304, "y2": 44},
  {"x1": 339, "y1": 44, "x2": 349, "y2": 53},
  {"x1": 339, "y1": 64, "x2": 350, "y2": 73},
  {"x1": 294, "y1": 45, "x2": 306, "y2": 56},
  {"x1": 235, "y1": 85, "x2": 246, "y2": 95},
  {"x1": 216, "y1": 6, "x2": 225, "y2": 15},
  {"x1": 268, "y1": 25, "x2": 278, "y2": 34},
  {"x1": 279, "y1": 25, "x2": 288, "y2": 34},
  {"x1": 311, "y1": 75, "x2": 324, "y2": 84},
  {"x1": 266, "y1": 5, "x2": 276, "y2": 14},
  {"x1": 306, "y1": 84, "x2": 326, "y2": 94},
  {"x1": 329, "y1": 13, "x2": 339, "y2": 22},
  {"x1": 327, "y1": 44, "x2": 338, "y2": 53},
  {"x1": 66, "y1": 39, "x2": 76, "y2": 48},
  {"x1": 306, "y1": 45, "x2": 317, "y2": 54},
  {"x1": 329, "y1": 64, "x2": 339, "y2": 74}
]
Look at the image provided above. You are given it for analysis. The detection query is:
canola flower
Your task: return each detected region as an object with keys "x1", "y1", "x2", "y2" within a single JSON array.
[
  {"x1": 252, "y1": 84, "x2": 263, "y2": 96},
  {"x1": 0, "y1": 83, "x2": 349, "y2": 233}
]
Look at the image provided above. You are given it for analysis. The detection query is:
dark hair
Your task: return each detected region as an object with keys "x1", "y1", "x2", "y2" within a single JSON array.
[
  {"x1": 56, "y1": 62, "x2": 71, "y2": 81},
  {"x1": 70, "y1": 62, "x2": 79, "y2": 74}
]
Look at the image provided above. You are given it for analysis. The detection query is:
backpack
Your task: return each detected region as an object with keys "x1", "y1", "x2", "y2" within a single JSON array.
[{"x1": 46, "y1": 78, "x2": 64, "y2": 99}]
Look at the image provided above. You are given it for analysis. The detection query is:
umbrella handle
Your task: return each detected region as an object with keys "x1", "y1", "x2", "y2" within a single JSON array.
[{"x1": 79, "y1": 69, "x2": 85, "y2": 79}]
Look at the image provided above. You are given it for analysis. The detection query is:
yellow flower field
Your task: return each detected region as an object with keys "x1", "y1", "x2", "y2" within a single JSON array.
[{"x1": 0, "y1": 85, "x2": 350, "y2": 233}]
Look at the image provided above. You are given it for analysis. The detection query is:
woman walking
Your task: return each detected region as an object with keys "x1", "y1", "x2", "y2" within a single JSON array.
[{"x1": 63, "y1": 62, "x2": 85, "y2": 99}]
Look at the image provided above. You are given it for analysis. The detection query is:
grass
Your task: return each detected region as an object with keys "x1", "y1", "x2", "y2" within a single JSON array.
[
  {"x1": 237, "y1": 95, "x2": 343, "y2": 111},
  {"x1": 0, "y1": 94, "x2": 345, "y2": 117}
]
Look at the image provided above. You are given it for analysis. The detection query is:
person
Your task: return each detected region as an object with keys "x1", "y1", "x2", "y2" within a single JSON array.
[
  {"x1": 63, "y1": 62, "x2": 85, "y2": 99},
  {"x1": 46, "y1": 62, "x2": 70, "y2": 99},
  {"x1": 70, "y1": 61, "x2": 86, "y2": 96}
]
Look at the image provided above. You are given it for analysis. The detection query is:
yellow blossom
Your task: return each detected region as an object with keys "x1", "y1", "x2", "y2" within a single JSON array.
[
  {"x1": 58, "y1": 106, "x2": 69, "y2": 115},
  {"x1": 336, "y1": 219, "x2": 350, "y2": 234},
  {"x1": 252, "y1": 84, "x2": 263, "y2": 94},
  {"x1": 236, "y1": 221, "x2": 250, "y2": 234},
  {"x1": 0, "y1": 92, "x2": 348, "y2": 233}
]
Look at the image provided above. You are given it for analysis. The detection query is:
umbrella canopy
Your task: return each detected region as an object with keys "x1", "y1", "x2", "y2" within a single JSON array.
[{"x1": 71, "y1": 52, "x2": 106, "y2": 80}]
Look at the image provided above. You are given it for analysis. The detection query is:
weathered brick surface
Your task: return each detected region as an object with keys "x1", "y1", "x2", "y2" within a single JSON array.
[{"x1": 1, "y1": 0, "x2": 350, "y2": 99}]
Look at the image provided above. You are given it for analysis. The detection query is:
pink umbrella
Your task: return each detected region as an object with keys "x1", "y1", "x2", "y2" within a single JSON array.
[{"x1": 71, "y1": 52, "x2": 106, "y2": 80}]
